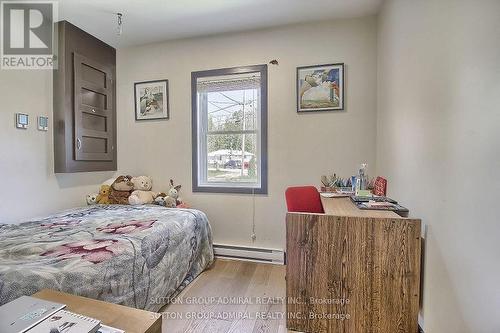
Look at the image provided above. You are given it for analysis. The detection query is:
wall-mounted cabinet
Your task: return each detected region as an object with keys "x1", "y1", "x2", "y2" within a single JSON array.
[{"x1": 54, "y1": 21, "x2": 116, "y2": 173}]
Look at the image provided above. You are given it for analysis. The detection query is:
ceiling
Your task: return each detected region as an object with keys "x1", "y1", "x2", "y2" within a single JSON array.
[{"x1": 58, "y1": 0, "x2": 382, "y2": 48}]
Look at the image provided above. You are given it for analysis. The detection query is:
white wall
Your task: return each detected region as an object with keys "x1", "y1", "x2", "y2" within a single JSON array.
[
  {"x1": 117, "y1": 17, "x2": 378, "y2": 249},
  {"x1": 377, "y1": 0, "x2": 500, "y2": 331},
  {"x1": 0, "y1": 71, "x2": 115, "y2": 223}
]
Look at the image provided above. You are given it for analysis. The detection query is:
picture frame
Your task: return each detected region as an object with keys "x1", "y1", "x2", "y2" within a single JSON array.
[
  {"x1": 134, "y1": 79, "x2": 169, "y2": 121},
  {"x1": 296, "y1": 63, "x2": 344, "y2": 112}
]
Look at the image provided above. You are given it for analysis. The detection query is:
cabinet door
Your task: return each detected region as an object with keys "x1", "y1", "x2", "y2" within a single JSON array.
[{"x1": 73, "y1": 52, "x2": 114, "y2": 161}]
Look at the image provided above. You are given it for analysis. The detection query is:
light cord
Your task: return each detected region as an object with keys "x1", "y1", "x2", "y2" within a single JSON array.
[{"x1": 251, "y1": 187, "x2": 256, "y2": 242}]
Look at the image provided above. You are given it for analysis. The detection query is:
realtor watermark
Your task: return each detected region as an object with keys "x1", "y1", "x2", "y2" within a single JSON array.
[
  {"x1": 152, "y1": 311, "x2": 351, "y2": 321},
  {"x1": 1, "y1": 0, "x2": 57, "y2": 69},
  {"x1": 150, "y1": 296, "x2": 352, "y2": 325},
  {"x1": 152, "y1": 296, "x2": 351, "y2": 306}
]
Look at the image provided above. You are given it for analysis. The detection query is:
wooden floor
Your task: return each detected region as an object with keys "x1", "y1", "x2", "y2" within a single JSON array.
[{"x1": 161, "y1": 259, "x2": 293, "y2": 333}]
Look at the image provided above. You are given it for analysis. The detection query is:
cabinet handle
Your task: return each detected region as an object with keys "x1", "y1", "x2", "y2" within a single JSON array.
[
  {"x1": 91, "y1": 108, "x2": 96, "y2": 113},
  {"x1": 77, "y1": 138, "x2": 82, "y2": 150}
]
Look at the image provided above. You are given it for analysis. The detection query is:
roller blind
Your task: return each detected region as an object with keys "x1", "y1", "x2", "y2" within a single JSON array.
[{"x1": 197, "y1": 73, "x2": 261, "y2": 93}]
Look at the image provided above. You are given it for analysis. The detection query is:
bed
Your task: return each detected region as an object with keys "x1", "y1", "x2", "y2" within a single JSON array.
[{"x1": 0, "y1": 205, "x2": 214, "y2": 311}]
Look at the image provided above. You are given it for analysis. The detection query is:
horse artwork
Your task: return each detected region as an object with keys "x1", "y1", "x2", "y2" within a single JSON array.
[
  {"x1": 134, "y1": 79, "x2": 170, "y2": 120},
  {"x1": 296, "y1": 63, "x2": 344, "y2": 112}
]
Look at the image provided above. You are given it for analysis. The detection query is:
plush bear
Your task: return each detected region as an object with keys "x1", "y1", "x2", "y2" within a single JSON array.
[
  {"x1": 131, "y1": 176, "x2": 153, "y2": 191},
  {"x1": 86, "y1": 193, "x2": 98, "y2": 205},
  {"x1": 128, "y1": 176, "x2": 157, "y2": 205},
  {"x1": 109, "y1": 175, "x2": 134, "y2": 205},
  {"x1": 129, "y1": 190, "x2": 157, "y2": 205},
  {"x1": 96, "y1": 185, "x2": 111, "y2": 204}
]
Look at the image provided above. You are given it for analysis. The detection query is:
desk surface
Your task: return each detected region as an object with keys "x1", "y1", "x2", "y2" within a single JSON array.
[
  {"x1": 33, "y1": 289, "x2": 161, "y2": 333},
  {"x1": 321, "y1": 196, "x2": 401, "y2": 218}
]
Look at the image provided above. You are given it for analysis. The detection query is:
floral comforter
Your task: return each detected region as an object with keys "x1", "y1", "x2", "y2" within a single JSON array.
[{"x1": 0, "y1": 205, "x2": 214, "y2": 311}]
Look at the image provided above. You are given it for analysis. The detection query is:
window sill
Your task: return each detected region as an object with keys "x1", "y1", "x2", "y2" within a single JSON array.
[{"x1": 192, "y1": 185, "x2": 267, "y2": 195}]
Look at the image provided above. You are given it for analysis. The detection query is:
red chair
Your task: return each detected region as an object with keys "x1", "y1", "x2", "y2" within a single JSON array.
[{"x1": 285, "y1": 186, "x2": 324, "y2": 214}]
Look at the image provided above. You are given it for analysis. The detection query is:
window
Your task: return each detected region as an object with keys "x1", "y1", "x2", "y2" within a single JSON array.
[{"x1": 192, "y1": 65, "x2": 268, "y2": 194}]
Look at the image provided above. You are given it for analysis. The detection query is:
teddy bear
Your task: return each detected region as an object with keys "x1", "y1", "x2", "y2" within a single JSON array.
[
  {"x1": 131, "y1": 176, "x2": 153, "y2": 191},
  {"x1": 86, "y1": 193, "x2": 98, "y2": 205},
  {"x1": 129, "y1": 191, "x2": 157, "y2": 205},
  {"x1": 109, "y1": 175, "x2": 134, "y2": 204},
  {"x1": 128, "y1": 176, "x2": 157, "y2": 205},
  {"x1": 95, "y1": 185, "x2": 111, "y2": 204}
]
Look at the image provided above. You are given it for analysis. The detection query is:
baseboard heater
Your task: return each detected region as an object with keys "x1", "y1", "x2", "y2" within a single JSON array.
[{"x1": 213, "y1": 244, "x2": 285, "y2": 264}]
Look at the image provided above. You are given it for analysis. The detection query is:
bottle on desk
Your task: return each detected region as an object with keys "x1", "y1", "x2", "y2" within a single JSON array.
[{"x1": 355, "y1": 163, "x2": 368, "y2": 196}]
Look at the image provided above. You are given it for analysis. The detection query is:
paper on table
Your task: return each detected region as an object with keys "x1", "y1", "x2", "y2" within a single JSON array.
[
  {"x1": 96, "y1": 324, "x2": 125, "y2": 333},
  {"x1": 320, "y1": 192, "x2": 350, "y2": 198},
  {"x1": 363, "y1": 201, "x2": 395, "y2": 207}
]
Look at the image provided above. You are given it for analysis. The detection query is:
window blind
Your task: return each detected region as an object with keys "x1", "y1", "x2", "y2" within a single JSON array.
[{"x1": 197, "y1": 73, "x2": 261, "y2": 93}]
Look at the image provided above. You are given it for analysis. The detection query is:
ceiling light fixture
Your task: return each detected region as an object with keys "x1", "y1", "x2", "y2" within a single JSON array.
[{"x1": 116, "y1": 13, "x2": 123, "y2": 36}]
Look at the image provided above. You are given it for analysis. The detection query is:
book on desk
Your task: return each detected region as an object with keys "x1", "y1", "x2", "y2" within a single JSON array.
[
  {"x1": 0, "y1": 296, "x2": 124, "y2": 333},
  {"x1": 350, "y1": 195, "x2": 409, "y2": 216},
  {"x1": 320, "y1": 192, "x2": 410, "y2": 217}
]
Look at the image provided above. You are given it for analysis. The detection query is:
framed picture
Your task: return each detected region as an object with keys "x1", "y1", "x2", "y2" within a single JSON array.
[
  {"x1": 296, "y1": 63, "x2": 344, "y2": 112},
  {"x1": 134, "y1": 79, "x2": 169, "y2": 120}
]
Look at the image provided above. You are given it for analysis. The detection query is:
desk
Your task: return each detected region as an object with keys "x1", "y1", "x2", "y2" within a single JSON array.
[
  {"x1": 320, "y1": 196, "x2": 401, "y2": 218},
  {"x1": 286, "y1": 197, "x2": 421, "y2": 333}
]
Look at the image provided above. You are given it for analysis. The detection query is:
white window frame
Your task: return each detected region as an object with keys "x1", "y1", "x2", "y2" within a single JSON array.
[{"x1": 192, "y1": 65, "x2": 268, "y2": 194}]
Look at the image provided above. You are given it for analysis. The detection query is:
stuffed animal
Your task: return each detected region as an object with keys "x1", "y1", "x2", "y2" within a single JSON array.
[
  {"x1": 109, "y1": 175, "x2": 134, "y2": 205},
  {"x1": 153, "y1": 193, "x2": 166, "y2": 206},
  {"x1": 131, "y1": 176, "x2": 153, "y2": 191},
  {"x1": 86, "y1": 193, "x2": 98, "y2": 205},
  {"x1": 154, "y1": 197, "x2": 165, "y2": 206},
  {"x1": 154, "y1": 192, "x2": 177, "y2": 208},
  {"x1": 165, "y1": 196, "x2": 177, "y2": 208},
  {"x1": 129, "y1": 190, "x2": 157, "y2": 205},
  {"x1": 128, "y1": 176, "x2": 157, "y2": 205},
  {"x1": 168, "y1": 179, "x2": 182, "y2": 205},
  {"x1": 96, "y1": 185, "x2": 111, "y2": 204}
]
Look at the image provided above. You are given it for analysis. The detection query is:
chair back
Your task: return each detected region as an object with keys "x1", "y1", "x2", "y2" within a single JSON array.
[{"x1": 285, "y1": 186, "x2": 324, "y2": 214}]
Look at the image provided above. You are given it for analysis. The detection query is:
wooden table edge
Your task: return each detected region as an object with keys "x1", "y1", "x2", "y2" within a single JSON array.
[{"x1": 33, "y1": 289, "x2": 162, "y2": 333}]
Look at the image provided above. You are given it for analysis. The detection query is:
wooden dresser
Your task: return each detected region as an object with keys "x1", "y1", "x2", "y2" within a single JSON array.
[{"x1": 286, "y1": 197, "x2": 421, "y2": 333}]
